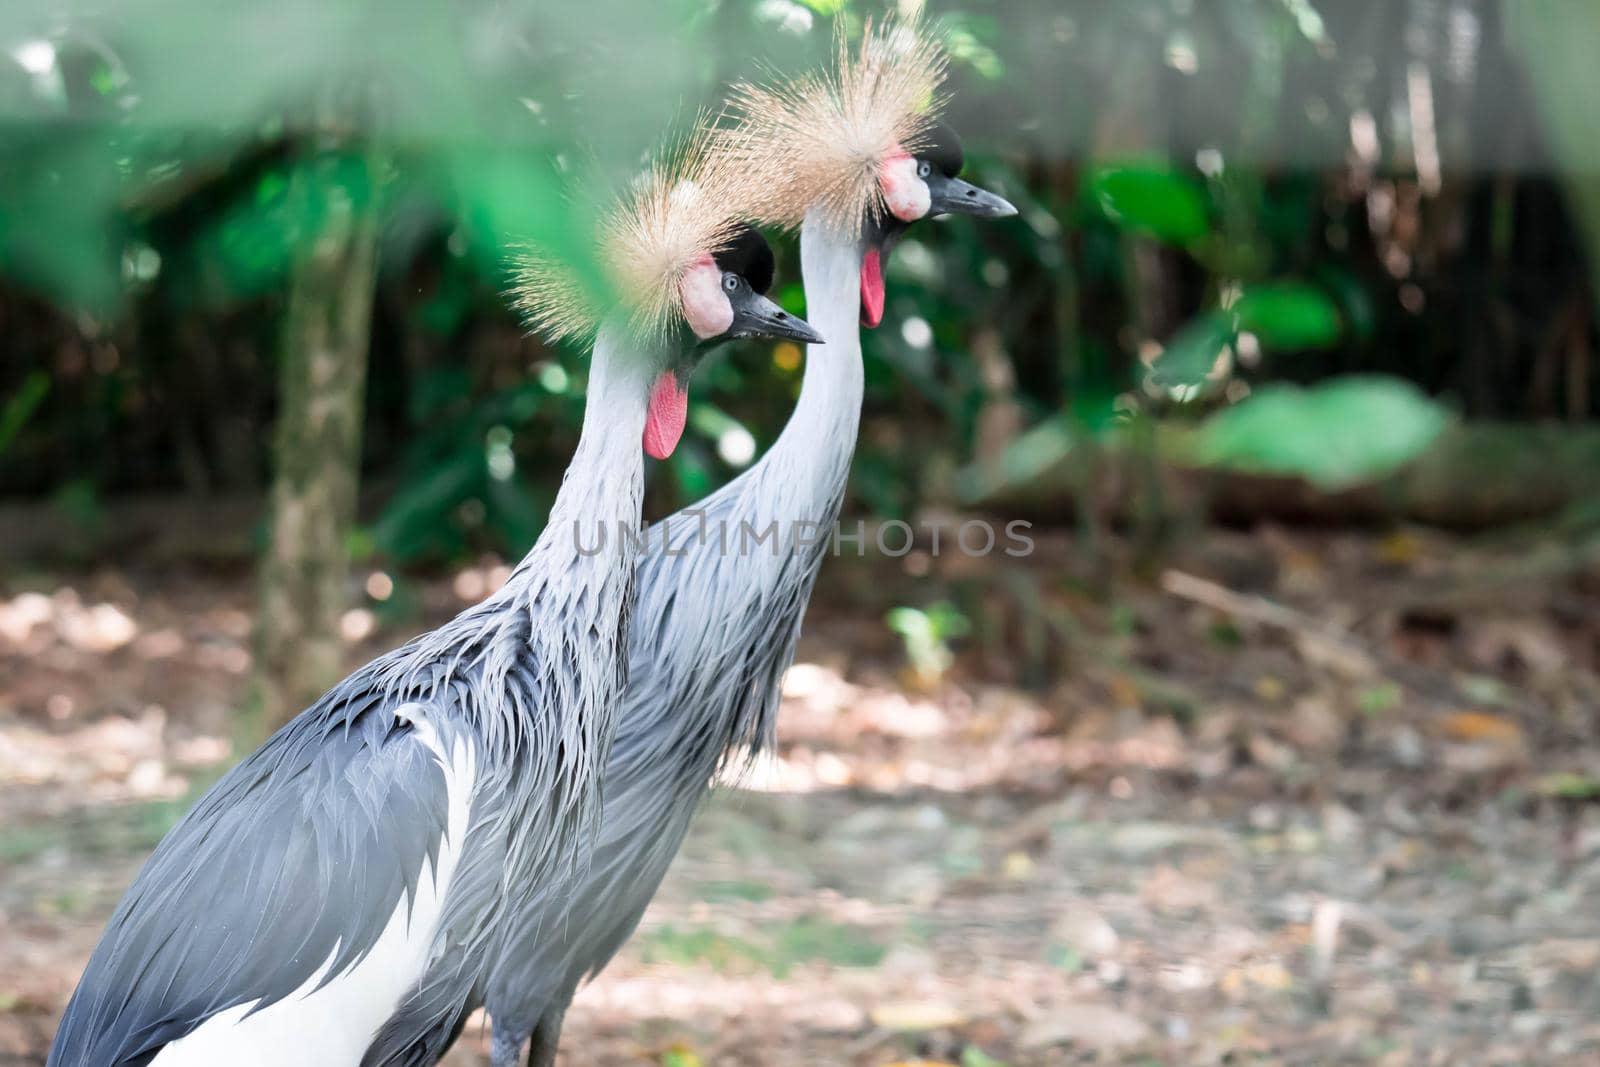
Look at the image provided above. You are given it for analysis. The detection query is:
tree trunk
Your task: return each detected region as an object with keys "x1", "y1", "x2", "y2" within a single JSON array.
[{"x1": 253, "y1": 133, "x2": 382, "y2": 737}]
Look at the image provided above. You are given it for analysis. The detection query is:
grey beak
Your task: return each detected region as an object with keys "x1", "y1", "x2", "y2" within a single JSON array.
[
  {"x1": 927, "y1": 173, "x2": 1018, "y2": 220},
  {"x1": 728, "y1": 289, "x2": 825, "y2": 345}
]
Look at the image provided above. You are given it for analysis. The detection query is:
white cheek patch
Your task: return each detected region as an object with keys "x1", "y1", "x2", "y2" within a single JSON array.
[
  {"x1": 881, "y1": 154, "x2": 931, "y2": 222},
  {"x1": 678, "y1": 259, "x2": 734, "y2": 340}
]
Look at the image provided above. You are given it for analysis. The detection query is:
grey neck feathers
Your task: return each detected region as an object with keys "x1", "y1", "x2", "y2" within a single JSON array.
[
  {"x1": 387, "y1": 323, "x2": 652, "y2": 731},
  {"x1": 754, "y1": 212, "x2": 866, "y2": 515},
  {"x1": 498, "y1": 323, "x2": 650, "y2": 601},
  {"x1": 629, "y1": 213, "x2": 867, "y2": 778}
]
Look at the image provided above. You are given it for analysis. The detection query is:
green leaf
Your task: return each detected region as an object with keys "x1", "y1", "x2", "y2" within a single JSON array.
[
  {"x1": 1150, "y1": 310, "x2": 1232, "y2": 389},
  {"x1": 409, "y1": 365, "x2": 473, "y2": 423},
  {"x1": 1192, "y1": 377, "x2": 1451, "y2": 490},
  {"x1": 1085, "y1": 163, "x2": 1211, "y2": 244},
  {"x1": 945, "y1": 19, "x2": 1006, "y2": 81},
  {"x1": 372, "y1": 447, "x2": 481, "y2": 561},
  {"x1": 1538, "y1": 773, "x2": 1600, "y2": 800},
  {"x1": 0, "y1": 370, "x2": 50, "y2": 456},
  {"x1": 777, "y1": 281, "x2": 807, "y2": 316},
  {"x1": 955, "y1": 415, "x2": 1077, "y2": 503},
  {"x1": 695, "y1": 880, "x2": 773, "y2": 904},
  {"x1": 449, "y1": 147, "x2": 604, "y2": 302},
  {"x1": 1356, "y1": 682, "x2": 1403, "y2": 716},
  {"x1": 52, "y1": 477, "x2": 103, "y2": 534},
  {"x1": 1046, "y1": 943, "x2": 1084, "y2": 972},
  {"x1": 186, "y1": 156, "x2": 374, "y2": 301},
  {"x1": 1233, "y1": 282, "x2": 1342, "y2": 350},
  {"x1": 962, "y1": 1046, "x2": 1012, "y2": 1067},
  {"x1": 885, "y1": 606, "x2": 930, "y2": 639},
  {"x1": 0, "y1": 138, "x2": 127, "y2": 312},
  {"x1": 925, "y1": 601, "x2": 973, "y2": 640},
  {"x1": 1151, "y1": 284, "x2": 1341, "y2": 391},
  {"x1": 1314, "y1": 263, "x2": 1378, "y2": 343}
]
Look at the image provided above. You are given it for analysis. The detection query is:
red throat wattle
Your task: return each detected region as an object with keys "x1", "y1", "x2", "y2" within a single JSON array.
[
  {"x1": 860, "y1": 247, "x2": 885, "y2": 329},
  {"x1": 642, "y1": 371, "x2": 689, "y2": 460}
]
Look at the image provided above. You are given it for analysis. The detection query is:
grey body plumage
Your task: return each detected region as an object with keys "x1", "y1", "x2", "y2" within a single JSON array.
[{"x1": 48, "y1": 330, "x2": 656, "y2": 1067}]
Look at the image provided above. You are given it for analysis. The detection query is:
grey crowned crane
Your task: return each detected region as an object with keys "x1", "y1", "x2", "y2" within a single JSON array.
[
  {"x1": 45, "y1": 129, "x2": 822, "y2": 1067},
  {"x1": 482, "y1": 22, "x2": 1016, "y2": 1067}
]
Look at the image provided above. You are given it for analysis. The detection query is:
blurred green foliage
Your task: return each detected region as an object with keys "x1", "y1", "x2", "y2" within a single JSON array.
[
  {"x1": 1087, "y1": 164, "x2": 1211, "y2": 246},
  {"x1": 1191, "y1": 377, "x2": 1450, "y2": 490},
  {"x1": 1, "y1": 0, "x2": 1597, "y2": 567},
  {"x1": 886, "y1": 600, "x2": 972, "y2": 689},
  {"x1": 0, "y1": 370, "x2": 48, "y2": 456},
  {"x1": 639, "y1": 917, "x2": 886, "y2": 977}
]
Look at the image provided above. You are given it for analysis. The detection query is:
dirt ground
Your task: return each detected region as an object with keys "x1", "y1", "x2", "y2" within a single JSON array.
[{"x1": 5, "y1": 524, "x2": 1600, "y2": 1066}]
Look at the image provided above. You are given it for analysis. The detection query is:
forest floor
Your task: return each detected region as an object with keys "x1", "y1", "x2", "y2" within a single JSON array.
[{"x1": 5, "y1": 522, "x2": 1600, "y2": 1065}]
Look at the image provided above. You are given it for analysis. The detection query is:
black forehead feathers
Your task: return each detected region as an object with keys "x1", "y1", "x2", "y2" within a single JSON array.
[
  {"x1": 919, "y1": 121, "x2": 965, "y2": 178},
  {"x1": 712, "y1": 223, "x2": 775, "y2": 295}
]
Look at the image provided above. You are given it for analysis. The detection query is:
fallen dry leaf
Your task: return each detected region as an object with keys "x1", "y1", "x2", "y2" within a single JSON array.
[
  {"x1": 1106, "y1": 673, "x2": 1141, "y2": 710},
  {"x1": 1253, "y1": 675, "x2": 1286, "y2": 702},
  {"x1": 1376, "y1": 530, "x2": 1424, "y2": 566},
  {"x1": 1245, "y1": 960, "x2": 1294, "y2": 990},
  {"x1": 869, "y1": 1001, "x2": 969, "y2": 1032},
  {"x1": 1001, "y1": 850, "x2": 1033, "y2": 879},
  {"x1": 1018, "y1": 1004, "x2": 1150, "y2": 1051},
  {"x1": 1439, "y1": 711, "x2": 1524, "y2": 746},
  {"x1": 1051, "y1": 905, "x2": 1120, "y2": 959}
]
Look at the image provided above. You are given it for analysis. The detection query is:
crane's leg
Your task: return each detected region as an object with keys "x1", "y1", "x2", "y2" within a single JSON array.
[
  {"x1": 490, "y1": 1022, "x2": 529, "y2": 1067},
  {"x1": 524, "y1": 1005, "x2": 567, "y2": 1067}
]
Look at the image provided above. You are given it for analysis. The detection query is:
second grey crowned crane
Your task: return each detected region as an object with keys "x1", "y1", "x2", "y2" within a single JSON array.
[
  {"x1": 45, "y1": 126, "x2": 821, "y2": 1067},
  {"x1": 483, "y1": 21, "x2": 1016, "y2": 1067}
]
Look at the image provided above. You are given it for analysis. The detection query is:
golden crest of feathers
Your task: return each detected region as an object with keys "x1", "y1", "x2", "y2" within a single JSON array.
[
  {"x1": 721, "y1": 19, "x2": 949, "y2": 237},
  {"x1": 512, "y1": 125, "x2": 766, "y2": 344}
]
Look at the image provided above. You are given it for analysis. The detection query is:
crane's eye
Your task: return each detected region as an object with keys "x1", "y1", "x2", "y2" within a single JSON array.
[
  {"x1": 917, "y1": 160, "x2": 932, "y2": 179},
  {"x1": 722, "y1": 272, "x2": 739, "y2": 293}
]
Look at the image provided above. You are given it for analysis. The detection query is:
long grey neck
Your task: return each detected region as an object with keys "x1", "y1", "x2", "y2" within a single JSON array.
[
  {"x1": 616, "y1": 216, "x2": 866, "y2": 780},
  {"x1": 387, "y1": 323, "x2": 651, "y2": 724},
  {"x1": 755, "y1": 211, "x2": 865, "y2": 509},
  {"x1": 501, "y1": 323, "x2": 650, "y2": 597}
]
